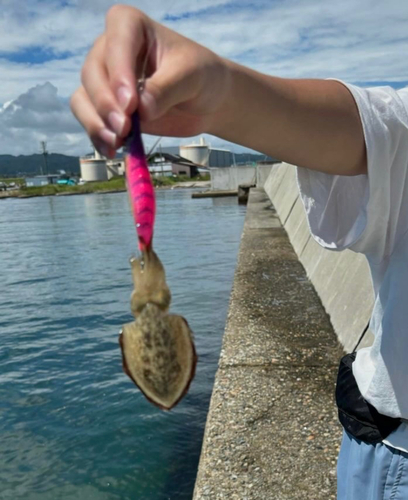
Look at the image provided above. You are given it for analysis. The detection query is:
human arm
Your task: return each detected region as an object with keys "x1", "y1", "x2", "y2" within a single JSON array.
[
  {"x1": 208, "y1": 65, "x2": 366, "y2": 175},
  {"x1": 70, "y1": 4, "x2": 366, "y2": 176}
]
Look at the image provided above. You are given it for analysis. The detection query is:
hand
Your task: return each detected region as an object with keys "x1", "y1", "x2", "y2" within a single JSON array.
[{"x1": 70, "y1": 4, "x2": 231, "y2": 157}]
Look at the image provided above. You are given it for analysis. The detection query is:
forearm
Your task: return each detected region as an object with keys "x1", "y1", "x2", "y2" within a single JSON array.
[{"x1": 209, "y1": 60, "x2": 367, "y2": 176}]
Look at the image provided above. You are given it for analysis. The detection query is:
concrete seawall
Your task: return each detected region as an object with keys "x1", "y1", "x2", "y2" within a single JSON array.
[
  {"x1": 211, "y1": 165, "x2": 274, "y2": 191},
  {"x1": 263, "y1": 163, "x2": 375, "y2": 352},
  {"x1": 193, "y1": 188, "x2": 345, "y2": 499}
]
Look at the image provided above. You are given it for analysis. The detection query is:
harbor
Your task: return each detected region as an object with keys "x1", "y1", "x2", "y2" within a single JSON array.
[
  {"x1": 0, "y1": 188, "x2": 246, "y2": 499},
  {"x1": 0, "y1": 157, "x2": 378, "y2": 500},
  {"x1": 0, "y1": 143, "x2": 361, "y2": 500},
  {"x1": 0, "y1": 136, "x2": 277, "y2": 202},
  {"x1": 0, "y1": 0, "x2": 404, "y2": 497}
]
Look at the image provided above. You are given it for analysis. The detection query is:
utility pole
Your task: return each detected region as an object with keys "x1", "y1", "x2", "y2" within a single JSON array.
[
  {"x1": 41, "y1": 141, "x2": 49, "y2": 176},
  {"x1": 159, "y1": 143, "x2": 163, "y2": 177}
]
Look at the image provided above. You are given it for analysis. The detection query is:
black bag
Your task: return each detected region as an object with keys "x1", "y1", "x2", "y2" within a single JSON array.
[{"x1": 336, "y1": 352, "x2": 402, "y2": 444}]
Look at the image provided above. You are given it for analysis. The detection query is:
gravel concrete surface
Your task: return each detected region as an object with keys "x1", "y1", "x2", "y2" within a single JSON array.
[{"x1": 193, "y1": 188, "x2": 344, "y2": 500}]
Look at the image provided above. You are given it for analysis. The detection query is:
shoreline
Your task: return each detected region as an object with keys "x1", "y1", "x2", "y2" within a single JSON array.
[{"x1": 0, "y1": 181, "x2": 211, "y2": 200}]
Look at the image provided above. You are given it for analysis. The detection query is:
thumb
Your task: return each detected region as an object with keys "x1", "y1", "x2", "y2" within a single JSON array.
[{"x1": 139, "y1": 59, "x2": 198, "y2": 122}]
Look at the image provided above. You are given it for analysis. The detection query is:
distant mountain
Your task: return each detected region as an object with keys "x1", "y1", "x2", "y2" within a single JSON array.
[
  {"x1": 234, "y1": 152, "x2": 278, "y2": 165},
  {"x1": 0, "y1": 150, "x2": 279, "y2": 179},
  {"x1": 0, "y1": 154, "x2": 80, "y2": 178}
]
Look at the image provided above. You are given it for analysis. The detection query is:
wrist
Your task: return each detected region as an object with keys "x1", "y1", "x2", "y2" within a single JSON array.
[{"x1": 206, "y1": 58, "x2": 239, "y2": 138}]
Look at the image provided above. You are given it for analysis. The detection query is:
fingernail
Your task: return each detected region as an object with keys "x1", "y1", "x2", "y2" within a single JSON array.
[
  {"x1": 108, "y1": 111, "x2": 125, "y2": 136},
  {"x1": 117, "y1": 85, "x2": 132, "y2": 110},
  {"x1": 99, "y1": 127, "x2": 117, "y2": 148},
  {"x1": 140, "y1": 91, "x2": 156, "y2": 120}
]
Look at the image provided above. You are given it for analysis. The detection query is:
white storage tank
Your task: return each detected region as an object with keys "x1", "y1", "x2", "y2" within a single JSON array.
[
  {"x1": 179, "y1": 137, "x2": 210, "y2": 166},
  {"x1": 80, "y1": 149, "x2": 108, "y2": 182}
]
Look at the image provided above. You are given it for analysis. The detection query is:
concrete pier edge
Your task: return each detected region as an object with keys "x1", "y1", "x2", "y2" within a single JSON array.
[{"x1": 193, "y1": 187, "x2": 347, "y2": 500}]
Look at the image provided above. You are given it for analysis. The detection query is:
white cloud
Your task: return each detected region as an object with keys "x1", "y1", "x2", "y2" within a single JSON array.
[
  {"x1": 0, "y1": 82, "x2": 88, "y2": 156},
  {"x1": 0, "y1": 0, "x2": 408, "y2": 155},
  {"x1": 0, "y1": 80, "x2": 245, "y2": 156}
]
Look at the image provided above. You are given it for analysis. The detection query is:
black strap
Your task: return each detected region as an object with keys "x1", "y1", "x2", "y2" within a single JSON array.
[{"x1": 353, "y1": 321, "x2": 370, "y2": 353}]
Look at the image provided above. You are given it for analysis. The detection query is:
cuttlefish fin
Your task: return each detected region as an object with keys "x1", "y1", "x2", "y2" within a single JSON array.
[{"x1": 119, "y1": 304, "x2": 197, "y2": 410}]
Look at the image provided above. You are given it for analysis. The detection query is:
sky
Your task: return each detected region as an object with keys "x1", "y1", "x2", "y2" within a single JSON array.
[{"x1": 1, "y1": 0, "x2": 408, "y2": 157}]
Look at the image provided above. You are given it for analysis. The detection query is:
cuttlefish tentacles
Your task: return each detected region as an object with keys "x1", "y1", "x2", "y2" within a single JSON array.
[{"x1": 119, "y1": 246, "x2": 197, "y2": 410}]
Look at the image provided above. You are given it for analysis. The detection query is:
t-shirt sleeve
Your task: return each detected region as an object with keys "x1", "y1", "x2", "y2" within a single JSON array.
[{"x1": 297, "y1": 82, "x2": 408, "y2": 263}]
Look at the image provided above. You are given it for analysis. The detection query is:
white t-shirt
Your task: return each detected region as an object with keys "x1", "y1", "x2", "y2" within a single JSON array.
[{"x1": 297, "y1": 81, "x2": 408, "y2": 452}]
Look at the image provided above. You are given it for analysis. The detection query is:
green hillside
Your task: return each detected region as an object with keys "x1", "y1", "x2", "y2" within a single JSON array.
[
  {"x1": 0, "y1": 154, "x2": 80, "y2": 178},
  {"x1": 0, "y1": 151, "x2": 278, "y2": 179}
]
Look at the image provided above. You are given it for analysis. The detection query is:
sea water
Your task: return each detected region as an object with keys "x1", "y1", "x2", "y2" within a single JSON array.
[{"x1": 0, "y1": 189, "x2": 246, "y2": 500}]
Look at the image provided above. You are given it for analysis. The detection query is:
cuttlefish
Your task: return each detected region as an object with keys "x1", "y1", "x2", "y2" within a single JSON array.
[{"x1": 119, "y1": 113, "x2": 197, "y2": 410}]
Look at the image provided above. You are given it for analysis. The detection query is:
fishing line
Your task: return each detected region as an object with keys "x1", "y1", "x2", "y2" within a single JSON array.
[
  {"x1": 137, "y1": 0, "x2": 181, "y2": 90},
  {"x1": 134, "y1": 0, "x2": 181, "y2": 153}
]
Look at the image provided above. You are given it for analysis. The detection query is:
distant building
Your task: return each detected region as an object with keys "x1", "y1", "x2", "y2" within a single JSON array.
[
  {"x1": 78, "y1": 138, "x2": 234, "y2": 182},
  {"x1": 208, "y1": 148, "x2": 234, "y2": 168},
  {"x1": 149, "y1": 161, "x2": 173, "y2": 177},
  {"x1": 180, "y1": 138, "x2": 210, "y2": 166},
  {"x1": 162, "y1": 139, "x2": 234, "y2": 168},
  {"x1": 156, "y1": 146, "x2": 179, "y2": 156},
  {"x1": 79, "y1": 149, "x2": 125, "y2": 181},
  {"x1": 106, "y1": 159, "x2": 125, "y2": 179},
  {"x1": 80, "y1": 149, "x2": 108, "y2": 182},
  {"x1": 25, "y1": 174, "x2": 61, "y2": 187},
  {"x1": 148, "y1": 152, "x2": 206, "y2": 178}
]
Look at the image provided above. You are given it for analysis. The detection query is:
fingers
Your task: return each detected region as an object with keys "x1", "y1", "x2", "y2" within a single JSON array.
[
  {"x1": 70, "y1": 86, "x2": 120, "y2": 158},
  {"x1": 104, "y1": 5, "x2": 146, "y2": 113},
  {"x1": 73, "y1": 5, "x2": 208, "y2": 153},
  {"x1": 77, "y1": 6, "x2": 152, "y2": 154},
  {"x1": 81, "y1": 35, "x2": 131, "y2": 141},
  {"x1": 106, "y1": 6, "x2": 200, "y2": 124}
]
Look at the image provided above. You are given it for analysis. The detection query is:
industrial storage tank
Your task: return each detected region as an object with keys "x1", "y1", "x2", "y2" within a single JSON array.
[
  {"x1": 179, "y1": 137, "x2": 210, "y2": 166},
  {"x1": 80, "y1": 149, "x2": 108, "y2": 182}
]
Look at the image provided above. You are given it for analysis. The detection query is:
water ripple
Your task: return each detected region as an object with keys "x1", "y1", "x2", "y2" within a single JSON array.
[{"x1": 0, "y1": 190, "x2": 245, "y2": 499}]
